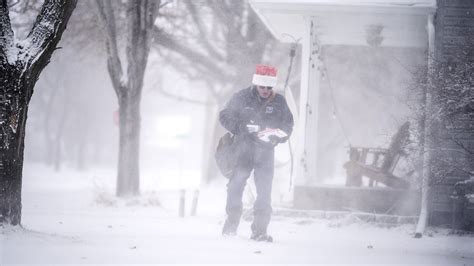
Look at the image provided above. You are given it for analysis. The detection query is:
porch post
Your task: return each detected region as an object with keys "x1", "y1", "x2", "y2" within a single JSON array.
[
  {"x1": 415, "y1": 13, "x2": 435, "y2": 237},
  {"x1": 295, "y1": 16, "x2": 322, "y2": 186}
]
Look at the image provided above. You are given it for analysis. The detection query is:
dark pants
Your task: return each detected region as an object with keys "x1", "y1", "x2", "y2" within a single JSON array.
[{"x1": 225, "y1": 139, "x2": 274, "y2": 235}]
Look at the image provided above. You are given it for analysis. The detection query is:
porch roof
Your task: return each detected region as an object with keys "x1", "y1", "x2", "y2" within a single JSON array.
[{"x1": 249, "y1": 0, "x2": 437, "y2": 47}]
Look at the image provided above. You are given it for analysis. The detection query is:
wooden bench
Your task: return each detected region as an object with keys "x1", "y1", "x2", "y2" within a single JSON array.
[{"x1": 343, "y1": 121, "x2": 411, "y2": 189}]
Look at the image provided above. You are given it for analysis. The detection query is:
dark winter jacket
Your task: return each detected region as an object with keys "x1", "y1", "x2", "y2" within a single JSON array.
[{"x1": 219, "y1": 86, "x2": 294, "y2": 146}]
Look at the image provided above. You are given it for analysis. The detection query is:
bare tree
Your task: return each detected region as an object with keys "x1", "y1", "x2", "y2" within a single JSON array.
[
  {"x1": 155, "y1": 0, "x2": 275, "y2": 99},
  {"x1": 24, "y1": 0, "x2": 113, "y2": 172},
  {"x1": 0, "y1": 0, "x2": 77, "y2": 225},
  {"x1": 94, "y1": 0, "x2": 159, "y2": 197}
]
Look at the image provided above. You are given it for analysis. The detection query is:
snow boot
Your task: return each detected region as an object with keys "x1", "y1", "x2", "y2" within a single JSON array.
[
  {"x1": 250, "y1": 232, "x2": 273, "y2": 242},
  {"x1": 222, "y1": 219, "x2": 239, "y2": 236}
]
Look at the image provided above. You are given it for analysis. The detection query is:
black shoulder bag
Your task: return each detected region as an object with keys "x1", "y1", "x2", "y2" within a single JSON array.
[{"x1": 215, "y1": 132, "x2": 236, "y2": 178}]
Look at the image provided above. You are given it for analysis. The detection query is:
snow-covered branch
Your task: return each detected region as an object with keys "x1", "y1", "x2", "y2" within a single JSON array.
[
  {"x1": 24, "y1": 0, "x2": 77, "y2": 71},
  {"x1": 0, "y1": 0, "x2": 15, "y2": 64}
]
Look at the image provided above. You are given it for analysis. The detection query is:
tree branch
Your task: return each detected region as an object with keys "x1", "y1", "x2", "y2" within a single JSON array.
[
  {"x1": 153, "y1": 28, "x2": 233, "y2": 83},
  {"x1": 94, "y1": 0, "x2": 124, "y2": 98},
  {"x1": 7, "y1": 0, "x2": 20, "y2": 8},
  {"x1": 0, "y1": 0, "x2": 15, "y2": 64},
  {"x1": 183, "y1": 0, "x2": 224, "y2": 61},
  {"x1": 158, "y1": 86, "x2": 214, "y2": 106},
  {"x1": 125, "y1": 0, "x2": 159, "y2": 99},
  {"x1": 24, "y1": 0, "x2": 77, "y2": 67}
]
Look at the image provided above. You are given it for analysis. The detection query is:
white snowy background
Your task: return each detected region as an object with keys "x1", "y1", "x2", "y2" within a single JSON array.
[
  {"x1": 1, "y1": 0, "x2": 474, "y2": 265},
  {"x1": 1, "y1": 163, "x2": 473, "y2": 265}
]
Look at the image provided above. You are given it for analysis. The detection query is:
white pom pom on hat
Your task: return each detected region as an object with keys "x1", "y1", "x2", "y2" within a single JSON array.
[{"x1": 252, "y1": 64, "x2": 278, "y2": 87}]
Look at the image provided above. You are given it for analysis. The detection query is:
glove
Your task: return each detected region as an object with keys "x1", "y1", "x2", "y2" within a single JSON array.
[
  {"x1": 238, "y1": 122, "x2": 259, "y2": 135},
  {"x1": 238, "y1": 119, "x2": 261, "y2": 134},
  {"x1": 268, "y1": 135, "x2": 281, "y2": 147}
]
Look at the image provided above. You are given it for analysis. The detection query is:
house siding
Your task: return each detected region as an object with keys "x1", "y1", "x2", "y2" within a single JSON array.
[{"x1": 430, "y1": 0, "x2": 474, "y2": 227}]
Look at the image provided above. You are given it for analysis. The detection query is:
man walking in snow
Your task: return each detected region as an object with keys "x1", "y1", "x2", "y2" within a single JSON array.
[{"x1": 219, "y1": 64, "x2": 294, "y2": 242}]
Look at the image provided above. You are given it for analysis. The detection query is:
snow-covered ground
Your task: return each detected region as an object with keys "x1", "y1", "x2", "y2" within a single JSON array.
[{"x1": 1, "y1": 163, "x2": 473, "y2": 265}]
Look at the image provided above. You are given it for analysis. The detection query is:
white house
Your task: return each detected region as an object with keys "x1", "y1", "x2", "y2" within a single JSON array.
[{"x1": 250, "y1": 0, "x2": 437, "y2": 187}]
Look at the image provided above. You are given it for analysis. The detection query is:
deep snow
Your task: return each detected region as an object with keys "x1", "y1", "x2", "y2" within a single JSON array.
[{"x1": 1, "y1": 163, "x2": 473, "y2": 265}]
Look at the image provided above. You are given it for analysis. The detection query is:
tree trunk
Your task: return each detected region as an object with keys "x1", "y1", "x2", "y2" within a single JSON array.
[
  {"x1": 53, "y1": 138, "x2": 61, "y2": 172},
  {"x1": 94, "y1": 0, "x2": 157, "y2": 197},
  {"x1": 42, "y1": 91, "x2": 56, "y2": 166},
  {"x1": 0, "y1": 67, "x2": 30, "y2": 225},
  {"x1": 116, "y1": 95, "x2": 141, "y2": 196},
  {"x1": 76, "y1": 127, "x2": 87, "y2": 171},
  {"x1": 53, "y1": 97, "x2": 68, "y2": 172},
  {"x1": 201, "y1": 105, "x2": 218, "y2": 184}
]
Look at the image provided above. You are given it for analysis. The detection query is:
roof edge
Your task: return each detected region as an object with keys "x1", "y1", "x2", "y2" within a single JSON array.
[{"x1": 250, "y1": 0, "x2": 437, "y2": 15}]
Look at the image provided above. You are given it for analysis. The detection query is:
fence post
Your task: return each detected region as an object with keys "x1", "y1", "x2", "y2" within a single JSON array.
[
  {"x1": 179, "y1": 189, "x2": 186, "y2": 217},
  {"x1": 190, "y1": 189, "x2": 199, "y2": 216}
]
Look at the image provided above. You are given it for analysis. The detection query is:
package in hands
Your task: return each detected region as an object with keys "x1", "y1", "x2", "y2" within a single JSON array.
[{"x1": 257, "y1": 128, "x2": 288, "y2": 143}]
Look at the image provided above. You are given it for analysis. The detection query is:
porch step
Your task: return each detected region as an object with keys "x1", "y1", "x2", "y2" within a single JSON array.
[
  {"x1": 273, "y1": 208, "x2": 418, "y2": 225},
  {"x1": 293, "y1": 185, "x2": 421, "y2": 216}
]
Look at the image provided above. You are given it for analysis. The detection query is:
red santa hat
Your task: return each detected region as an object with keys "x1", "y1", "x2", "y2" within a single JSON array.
[{"x1": 252, "y1": 64, "x2": 278, "y2": 87}]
